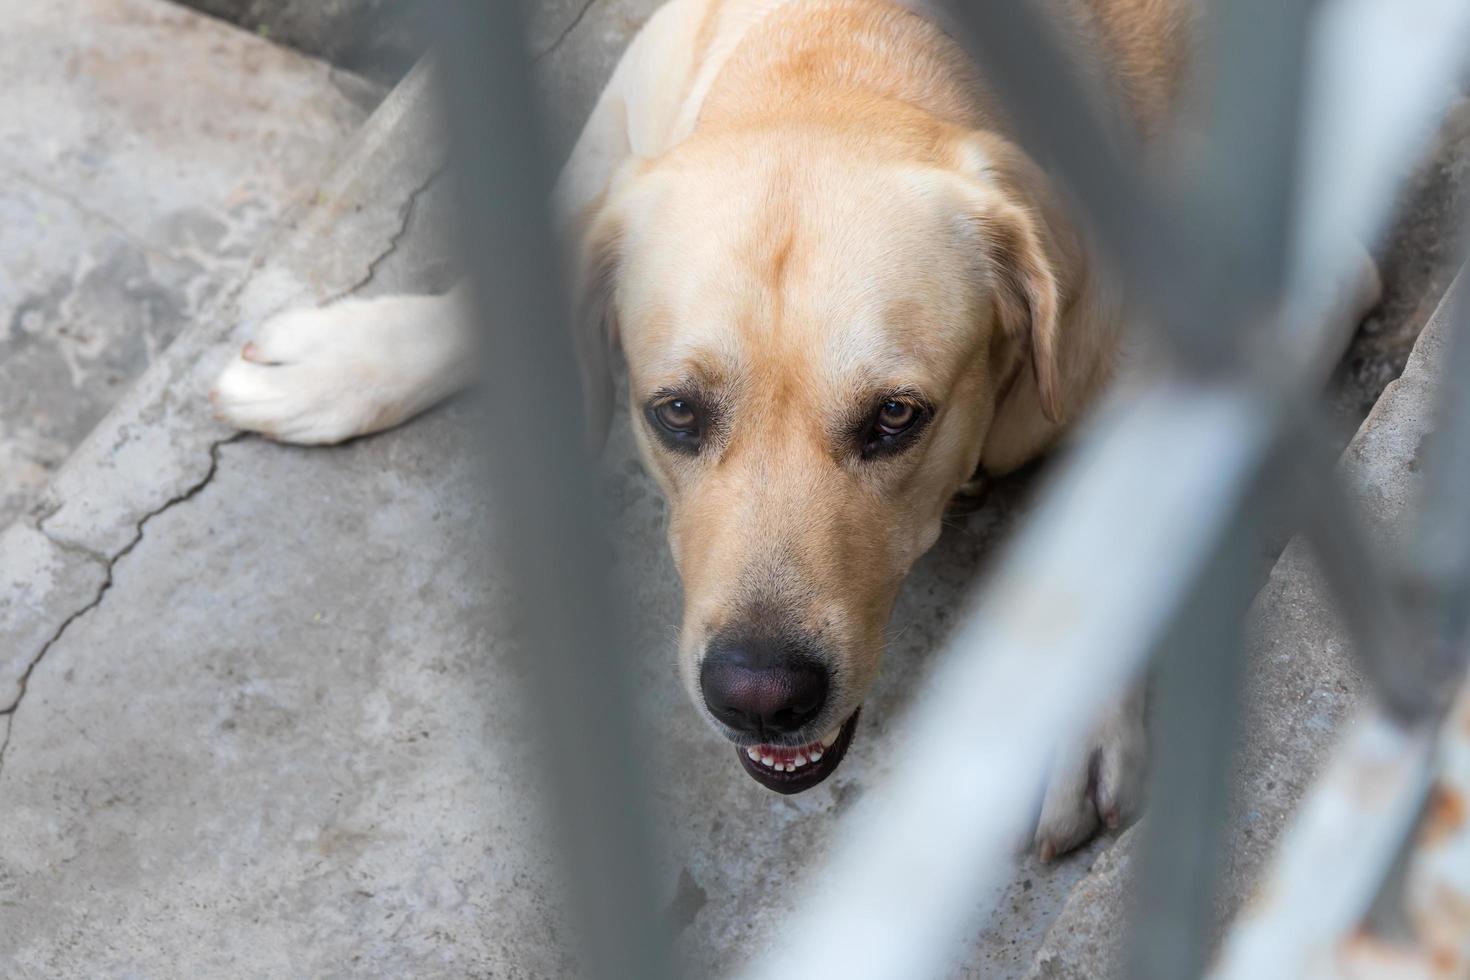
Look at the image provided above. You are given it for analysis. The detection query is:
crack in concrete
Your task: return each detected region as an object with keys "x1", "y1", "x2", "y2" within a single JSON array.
[
  {"x1": 0, "y1": 432, "x2": 247, "y2": 780},
  {"x1": 325, "y1": 165, "x2": 445, "y2": 306},
  {"x1": 535, "y1": 0, "x2": 600, "y2": 62}
]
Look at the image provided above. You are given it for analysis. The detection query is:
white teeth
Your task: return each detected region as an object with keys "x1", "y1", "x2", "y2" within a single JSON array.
[
  {"x1": 761, "y1": 755, "x2": 774, "y2": 767},
  {"x1": 746, "y1": 747, "x2": 760, "y2": 761},
  {"x1": 820, "y1": 727, "x2": 842, "y2": 749},
  {"x1": 794, "y1": 754, "x2": 808, "y2": 767},
  {"x1": 809, "y1": 749, "x2": 823, "y2": 762}
]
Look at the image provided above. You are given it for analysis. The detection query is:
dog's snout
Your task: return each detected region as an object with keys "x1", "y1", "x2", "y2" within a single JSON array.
[{"x1": 700, "y1": 643, "x2": 828, "y2": 738}]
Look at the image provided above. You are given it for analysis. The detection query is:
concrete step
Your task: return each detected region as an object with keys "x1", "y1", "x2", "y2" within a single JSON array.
[{"x1": 0, "y1": 0, "x2": 380, "y2": 529}]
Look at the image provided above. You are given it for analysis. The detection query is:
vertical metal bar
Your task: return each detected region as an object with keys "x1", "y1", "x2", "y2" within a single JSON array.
[
  {"x1": 430, "y1": 5, "x2": 671, "y2": 979},
  {"x1": 1192, "y1": 0, "x2": 1316, "y2": 304},
  {"x1": 1126, "y1": 485, "x2": 1272, "y2": 980},
  {"x1": 937, "y1": 0, "x2": 1231, "y2": 369},
  {"x1": 1120, "y1": 0, "x2": 1316, "y2": 972}
]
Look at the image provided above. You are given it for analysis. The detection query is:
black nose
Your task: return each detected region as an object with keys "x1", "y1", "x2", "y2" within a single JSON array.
[{"x1": 700, "y1": 643, "x2": 829, "y2": 738}]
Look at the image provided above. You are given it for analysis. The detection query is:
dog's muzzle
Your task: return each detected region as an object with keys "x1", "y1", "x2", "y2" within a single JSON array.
[{"x1": 734, "y1": 708, "x2": 860, "y2": 794}]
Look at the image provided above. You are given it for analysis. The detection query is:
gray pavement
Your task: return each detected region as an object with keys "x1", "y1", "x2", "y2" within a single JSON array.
[
  {"x1": 0, "y1": 1, "x2": 1464, "y2": 977},
  {"x1": 0, "y1": 0, "x2": 377, "y2": 531},
  {"x1": 0, "y1": 2, "x2": 1107, "y2": 976}
]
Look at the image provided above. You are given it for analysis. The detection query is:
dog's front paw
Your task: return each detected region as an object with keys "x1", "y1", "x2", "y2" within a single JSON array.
[
  {"x1": 210, "y1": 294, "x2": 471, "y2": 445},
  {"x1": 1034, "y1": 686, "x2": 1146, "y2": 862}
]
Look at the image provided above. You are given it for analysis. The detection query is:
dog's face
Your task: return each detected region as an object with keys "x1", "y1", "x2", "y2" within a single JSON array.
[{"x1": 579, "y1": 126, "x2": 1087, "y2": 793}]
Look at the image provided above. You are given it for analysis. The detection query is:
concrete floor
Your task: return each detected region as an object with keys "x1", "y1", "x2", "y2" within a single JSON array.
[
  {"x1": 1, "y1": 1, "x2": 1466, "y2": 977},
  {"x1": 0, "y1": 2, "x2": 1109, "y2": 975},
  {"x1": 0, "y1": 0, "x2": 376, "y2": 530}
]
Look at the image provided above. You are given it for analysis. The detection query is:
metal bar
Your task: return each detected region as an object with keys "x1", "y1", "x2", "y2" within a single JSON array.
[
  {"x1": 1120, "y1": 0, "x2": 1318, "y2": 972},
  {"x1": 745, "y1": 383, "x2": 1281, "y2": 980},
  {"x1": 430, "y1": 5, "x2": 671, "y2": 979},
  {"x1": 1126, "y1": 486, "x2": 1270, "y2": 980},
  {"x1": 1293, "y1": 0, "x2": 1470, "y2": 291},
  {"x1": 1404, "y1": 677, "x2": 1470, "y2": 972},
  {"x1": 937, "y1": 0, "x2": 1233, "y2": 369},
  {"x1": 1192, "y1": 0, "x2": 1316, "y2": 305},
  {"x1": 1207, "y1": 711, "x2": 1438, "y2": 979}
]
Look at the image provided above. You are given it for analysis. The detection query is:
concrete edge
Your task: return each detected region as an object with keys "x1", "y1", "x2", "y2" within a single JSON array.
[{"x1": 0, "y1": 61, "x2": 444, "y2": 745}]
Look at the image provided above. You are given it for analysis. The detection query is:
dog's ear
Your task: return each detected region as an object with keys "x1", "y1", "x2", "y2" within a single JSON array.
[
  {"x1": 949, "y1": 133, "x2": 1115, "y2": 468},
  {"x1": 569, "y1": 200, "x2": 626, "y2": 452},
  {"x1": 979, "y1": 193, "x2": 1068, "y2": 423}
]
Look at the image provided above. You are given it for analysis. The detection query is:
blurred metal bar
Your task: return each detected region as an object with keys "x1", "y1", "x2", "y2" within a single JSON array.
[
  {"x1": 1118, "y1": 0, "x2": 1316, "y2": 972},
  {"x1": 746, "y1": 383, "x2": 1282, "y2": 980},
  {"x1": 430, "y1": 4, "x2": 671, "y2": 980},
  {"x1": 1293, "y1": 0, "x2": 1470, "y2": 291},
  {"x1": 1404, "y1": 679, "x2": 1470, "y2": 972},
  {"x1": 938, "y1": 0, "x2": 1233, "y2": 370},
  {"x1": 1208, "y1": 711, "x2": 1438, "y2": 979},
  {"x1": 1192, "y1": 0, "x2": 1316, "y2": 305},
  {"x1": 1126, "y1": 488, "x2": 1268, "y2": 980}
]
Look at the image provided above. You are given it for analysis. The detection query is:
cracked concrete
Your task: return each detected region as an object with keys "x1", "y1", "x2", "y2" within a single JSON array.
[
  {"x1": 536, "y1": 0, "x2": 604, "y2": 63},
  {"x1": 0, "y1": 0, "x2": 379, "y2": 531},
  {"x1": 0, "y1": 3, "x2": 1105, "y2": 975},
  {"x1": 0, "y1": 433, "x2": 248, "y2": 782}
]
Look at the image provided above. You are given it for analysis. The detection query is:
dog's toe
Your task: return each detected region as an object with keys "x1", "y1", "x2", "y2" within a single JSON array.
[
  {"x1": 209, "y1": 296, "x2": 471, "y2": 446},
  {"x1": 211, "y1": 346, "x2": 364, "y2": 445},
  {"x1": 1033, "y1": 687, "x2": 1147, "y2": 860}
]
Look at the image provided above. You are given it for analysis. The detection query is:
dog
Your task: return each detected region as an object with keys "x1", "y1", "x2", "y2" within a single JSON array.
[{"x1": 211, "y1": 0, "x2": 1214, "y2": 860}]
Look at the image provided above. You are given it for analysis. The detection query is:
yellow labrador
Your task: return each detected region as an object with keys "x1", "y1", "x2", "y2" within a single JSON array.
[{"x1": 213, "y1": 0, "x2": 1198, "y2": 859}]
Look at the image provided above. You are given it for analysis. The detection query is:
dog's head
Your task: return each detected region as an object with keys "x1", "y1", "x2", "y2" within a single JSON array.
[{"x1": 575, "y1": 122, "x2": 1110, "y2": 792}]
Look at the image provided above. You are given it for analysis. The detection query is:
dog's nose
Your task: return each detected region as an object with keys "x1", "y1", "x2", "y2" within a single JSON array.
[{"x1": 700, "y1": 644, "x2": 829, "y2": 738}]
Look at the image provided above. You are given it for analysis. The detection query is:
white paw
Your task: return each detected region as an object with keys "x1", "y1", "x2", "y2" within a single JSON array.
[
  {"x1": 210, "y1": 293, "x2": 472, "y2": 445},
  {"x1": 1034, "y1": 686, "x2": 1147, "y2": 862}
]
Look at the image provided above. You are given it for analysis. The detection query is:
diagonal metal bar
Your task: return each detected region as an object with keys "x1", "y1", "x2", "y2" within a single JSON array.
[
  {"x1": 745, "y1": 383, "x2": 1283, "y2": 980},
  {"x1": 1207, "y1": 710, "x2": 1439, "y2": 979},
  {"x1": 430, "y1": 4, "x2": 672, "y2": 979},
  {"x1": 939, "y1": 0, "x2": 1236, "y2": 369}
]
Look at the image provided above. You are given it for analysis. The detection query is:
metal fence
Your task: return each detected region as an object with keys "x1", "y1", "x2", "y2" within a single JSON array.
[{"x1": 432, "y1": 1, "x2": 1470, "y2": 977}]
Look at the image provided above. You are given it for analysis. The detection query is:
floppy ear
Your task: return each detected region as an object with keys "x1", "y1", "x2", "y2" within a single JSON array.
[
  {"x1": 569, "y1": 202, "x2": 625, "y2": 452},
  {"x1": 979, "y1": 194, "x2": 1068, "y2": 423},
  {"x1": 950, "y1": 134, "x2": 1117, "y2": 470}
]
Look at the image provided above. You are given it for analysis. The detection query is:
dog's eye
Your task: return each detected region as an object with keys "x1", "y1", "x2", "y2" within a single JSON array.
[
  {"x1": 656, "y1": 398, "x2": 698, "y2": 432},
  {"x1": 861, "y1": 398, "x2": 930, "y2": 459},
  {"x1": 648, "y1": 396, "x2": 704, "y2": 452},
  {"x1": 876, "y1": 400, "x2": 916, "y2": 435}
]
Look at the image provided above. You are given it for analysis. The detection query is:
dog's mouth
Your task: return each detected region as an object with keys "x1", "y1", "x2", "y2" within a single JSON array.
[{"x1": 735, "y1": 709, "x2": 860, "y2": 794}]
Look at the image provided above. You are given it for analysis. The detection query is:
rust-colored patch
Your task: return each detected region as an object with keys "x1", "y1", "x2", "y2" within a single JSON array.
[
  {"x1": 1430, "y1": 944, "x2": 1460, "y2": 977},
  {"x1": 1419, "y1": 783, "x2": 1466, "y2": 847}
]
